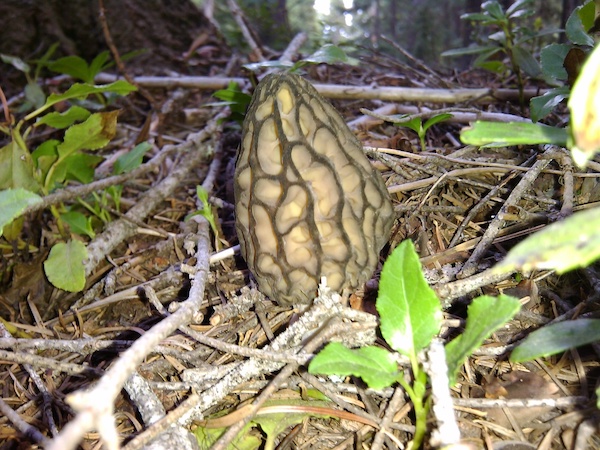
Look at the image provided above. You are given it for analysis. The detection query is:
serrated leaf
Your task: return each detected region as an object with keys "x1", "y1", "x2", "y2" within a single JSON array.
[
  {"x1": 460, "y1": 121, "x2": 568, "y2": 147},
  {"x1": 446, "y1": 295, "x2": 520, "y2": 384},
  {"x1": 568, "y1": 43, "x2": 600, "y2": 167},
  {"x1": 510, "y1": 319, "x2": 600, "y2": 362},
  {"x1": 530, "y1": 87, "x2": 569, "y2": 122},
  {"x1": 565, "y1": 1, "x2": 595, "y2": 46},
  {"x1": 308, "y1": 342, "x2": 398, "y2": 390},
  {"x1": 36, "y1": 106, "x2": 91, "y2": 129},
  {"x1": 0, "y1": 139, "x2": 40, "y2": 192},
  {"x1": 0, "y1": 188, "x2": 42, "y2": 237},
  {"x1": 493, "y1": 207, "x2": 600, "y2": 275},
  {"x1": 44, "y1": 240, "x2": 87, "y2": 292},
  {"x1": 113, "y1": 141, "x2": 151, "y2": 175},
  {"x1": 377, "y1": 240, "x2": 442, "y2": 358}
]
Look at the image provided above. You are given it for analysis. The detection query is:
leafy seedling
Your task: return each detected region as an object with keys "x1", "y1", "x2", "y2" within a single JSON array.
[
  {"x1": 0, "y1": 60, "x2": 137, "y2": 292},
  {"x1": 309, "y1": 240, "x2": 520, "y2": 448},
  {"x1": 530, "y1": 1, "x2": 595, "y2": 121},
  {"x1": 442, "y1": 0, "x2": 544, "y2": 107},
  {"x1": 395, "y1": 113, "x2": 453, "y2": 151},
  {"x1": 211, "y1": 81, "x2": 252, "y2": 123},
  {"x1": 186, "y1": 186, "x2": 223, "y2": 250}
]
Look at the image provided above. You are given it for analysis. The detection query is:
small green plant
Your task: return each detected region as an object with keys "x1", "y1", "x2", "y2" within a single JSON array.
[
  {"x1": 394, "y1": 113, "x2": 453, "y2": 152},
  {"x1": 211, "y1": 82, "x2": 252, "y2": 124},
  {"x1": 530, "y1": 0, "x2": 595, "y2": 121},
  {"x1": 309, "y1": 240, "x2": 521, "y2": 448},
  {"x1": 460, "y1": 27, "x2": 600, "y2": 167},
  {"x1": 0, "y1": 52, "x2": 138, "y2": 292},
  {"x1": 442, "y1": 0, "x2": 546, "y2": 106}
]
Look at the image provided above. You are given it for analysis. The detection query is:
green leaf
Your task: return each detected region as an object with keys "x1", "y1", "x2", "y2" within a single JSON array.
[
  {"x1": 0, "y1": 139, "x2": 40, "y2": 192},
  {"x1": 476, "y1": 59, "x2": 507, "y2": 74},
  {"x1": 88, "y1": 51, "x2": 111, "y2": 80},
  {"x1": 445, "y1": 295, "x2": 521, "y2": 384},
  {"x1": 423, "y1": 113, "x2": 453, "y2": 132},
  {"x1": 190, "y1": 186, "x2": 219, "y2": 238},
  {"x1": 0, "y1": 53, "x2": 30, "y2": 73},
  {"x1": 26, "y1": 81, "x2": 136, "y2": 120},
  {"x1": 36, "y1": 106, "x2": 91, "y2": 129},
  {"x1": 57, "y1": 110, "x2": 119, "y2": 157},
  {"x1": 44, "y1": 111, "x2": 118, "y2": 190},
  {"x1": 44, "y1": 240, "x2": 87, "y2": 292},
  {"x1": 0, "y1": 188, "x2": 43, "y2": 237},
  {"x1": 493, "y1": 207, "x2": 600, "y2": 275},
  {"x1": 308, "y1": 342, "x2": 398, "y2": 390},
  {"x1": 251, "y1": 400, "x2": 334, "y2": 449},
  {"x1": 212, "y1": 82, "x2": 252, "y2": 116},
  {"x1": 32, "y1": 139, "x2": 59, "y2": 179},
  {"x1": 48, "y1": 56, "x2": 92, "y2": 83},
  {"x1": 460, "y1": 121, "x2": 568, "y2": 147},
  {"x1": 24, "y1": 83, "x2": 46, "y2": 109},
  {"x1": 441, "y1": 45, "x2": 498, "y2": 57},
  {"x1": 64, "y1": 153, "x2": 104, "y2": 183},
  {"x1": 506, "y1": 0, "x2": 533, "y2": 18},
  {"x1": 482, "y1": 1, "x2": 507, "y2": 22},
  {"x1": 565, "y1": 1, "x2": 595, "y2": 47},
  {"x1": 510, "y1": 319, "x2": 600, "y2": 362},
  {"x1": 530, "y1": 87, "x2": 569, "y2": 122},
  {"x1": 113, "y1": 141, "x2": 152, "y2": 175},
  {"x1": 243, "y1": 60, "x2": 295, "y2": 72},
  {"x1": 512, "y1": 46, "x2": 541, "y2": 77},
  {"x1": 540, "y1": 44, "x2": 571, "y2": 81},
  {"x1": 377, "y1": 240, "x2": 442, "y2": 358},
  {"x1": 301, "y1": 44, "x2": 359, "y2": 66},
  {"x1": 396, "y1": 117, "x2": 423, "y2": 134},
  {"x1": 61, "y1": 211, "x2": 96, "y2": 239}
]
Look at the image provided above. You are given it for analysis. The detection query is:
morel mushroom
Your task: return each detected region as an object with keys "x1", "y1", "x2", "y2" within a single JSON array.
[{"x1": 234, "y1": 73, "x2": 394, "y2": 306}]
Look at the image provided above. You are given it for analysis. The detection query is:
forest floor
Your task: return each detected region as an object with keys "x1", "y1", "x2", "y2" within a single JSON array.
[{"x1": 1, "y1": 20, "x2": 599, "y2": 450}]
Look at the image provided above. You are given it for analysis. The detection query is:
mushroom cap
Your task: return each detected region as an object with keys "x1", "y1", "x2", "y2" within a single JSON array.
[{"x1": 235, "y1": 73, "x2": 394, "y2": 305}]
